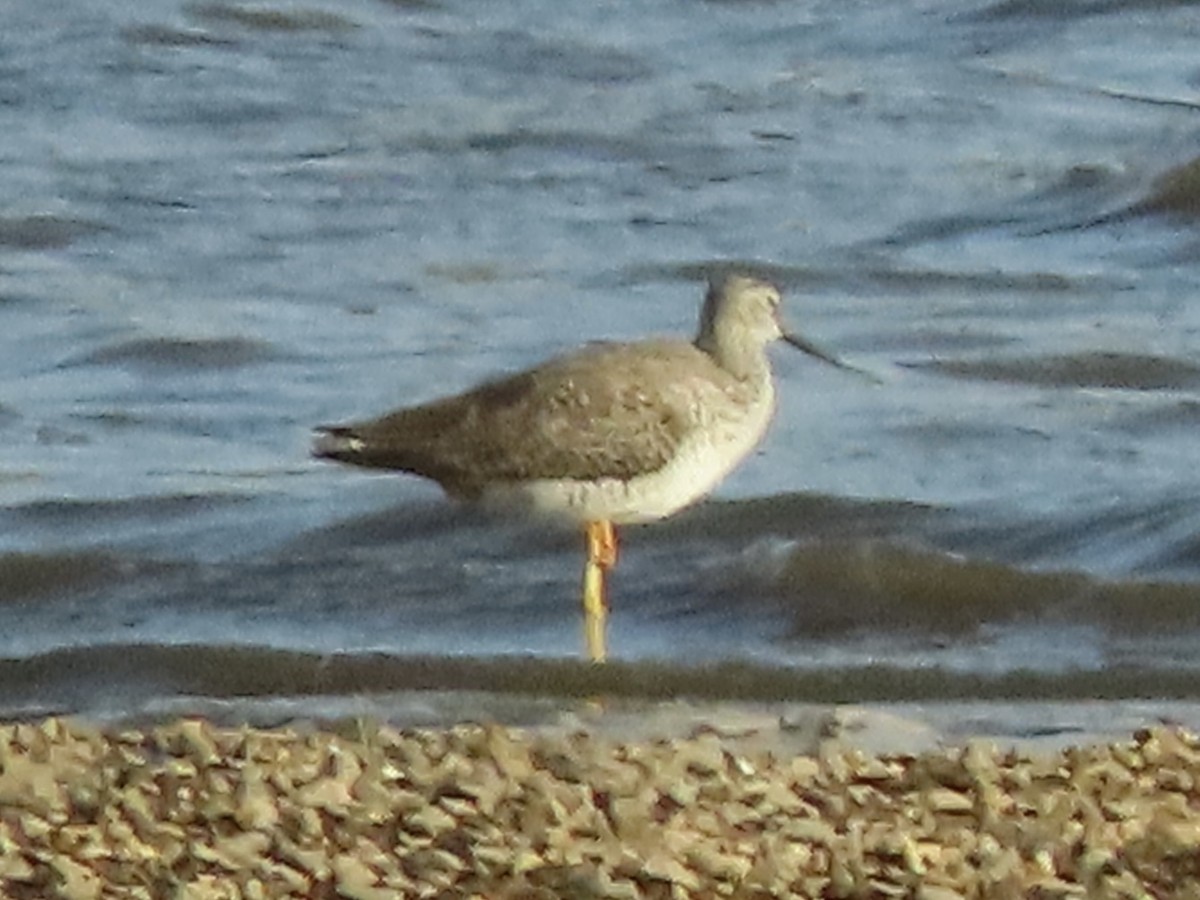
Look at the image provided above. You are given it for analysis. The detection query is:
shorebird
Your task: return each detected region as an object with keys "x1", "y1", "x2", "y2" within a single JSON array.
[{"x1": 313, "y1": 273, "x2": 859, "y2": 662}]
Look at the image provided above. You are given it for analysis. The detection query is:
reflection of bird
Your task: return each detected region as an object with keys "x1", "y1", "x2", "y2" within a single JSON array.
[{"x1": 314, "y1": 273, "x2": 858, "y2": 662}]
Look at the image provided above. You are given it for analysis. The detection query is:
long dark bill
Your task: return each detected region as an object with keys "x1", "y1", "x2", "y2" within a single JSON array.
[{"x1": 783, "y1": 331, "x2": 879, "y2": 382}]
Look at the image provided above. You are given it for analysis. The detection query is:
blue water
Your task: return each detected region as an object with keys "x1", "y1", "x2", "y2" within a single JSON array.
[{"x1": 4, "y1": 0, "x2": 1200, "y2": 720}]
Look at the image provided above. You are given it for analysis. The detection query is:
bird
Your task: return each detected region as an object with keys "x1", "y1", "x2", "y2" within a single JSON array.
[{"x1": 313, "y1": 273, "x2": 861, "y2": 663}]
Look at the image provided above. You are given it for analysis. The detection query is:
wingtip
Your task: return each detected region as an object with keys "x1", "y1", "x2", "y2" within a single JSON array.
[{"x1": 311, "y1": 426, "x2": 364, "y2": 459}]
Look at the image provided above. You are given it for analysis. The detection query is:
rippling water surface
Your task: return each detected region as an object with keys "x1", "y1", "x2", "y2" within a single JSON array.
[{"x1": 4, "y1": 0, "x2": 1200, "y2": 725}]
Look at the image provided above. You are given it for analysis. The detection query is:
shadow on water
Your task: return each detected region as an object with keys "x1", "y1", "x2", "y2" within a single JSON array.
[
  {"x1": 4, "y1": 643, "x2": 1200, "y2": 725},
  {"x1": 862, "y1": 152, "x2": 1200, "y2": 247},
  {"x1": 1026, "y1": 155, "x2": 1200, "y2": 235},
  {"x1": 63, "y1": 336, "x2": 284, "y2": 372},
  {"x1": 905, "y1": 351, "x2": 1200, "y2": 391},
  {"x1": 0, "y1": 214, "x2": 108, "y2": 250},
  {"x1": 772, "y1": 537, "x2": 1200, "y2": 636},
  {"x1": 184, "y1": 1, "x2": 359, "y2": 33},
  {"x1": 0, "y1": 551, "x2": 140, "y2": 602}
]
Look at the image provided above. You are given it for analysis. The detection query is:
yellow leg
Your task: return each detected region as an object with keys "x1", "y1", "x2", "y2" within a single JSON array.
[{"x1": 583, "y1": 520, "x2": 617, "y2": 663}]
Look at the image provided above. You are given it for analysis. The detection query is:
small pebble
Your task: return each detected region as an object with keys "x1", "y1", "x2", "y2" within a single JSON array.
[{"x1": 0, "y1": 719, "x2": 1194, "y2": 897}]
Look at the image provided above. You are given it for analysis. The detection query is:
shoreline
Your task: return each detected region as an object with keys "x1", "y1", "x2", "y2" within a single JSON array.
[{"x1": 1, "y1": 708, "x2": 1197, "y2": 897}]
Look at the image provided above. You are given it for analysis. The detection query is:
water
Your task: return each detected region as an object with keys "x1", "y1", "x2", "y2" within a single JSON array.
[{"x1": 4, "y1": 0, "x2": 1200, "y2": 728}]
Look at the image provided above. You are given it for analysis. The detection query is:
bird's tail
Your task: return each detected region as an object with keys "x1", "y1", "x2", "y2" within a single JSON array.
[{"x1": 311, "y1": 426, "x2": 366, "y2": 462}]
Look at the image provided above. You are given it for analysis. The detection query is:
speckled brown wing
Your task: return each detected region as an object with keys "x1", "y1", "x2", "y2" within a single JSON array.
[{"x1": 315, "y1": 340, "x2": 723, "y2": 498}]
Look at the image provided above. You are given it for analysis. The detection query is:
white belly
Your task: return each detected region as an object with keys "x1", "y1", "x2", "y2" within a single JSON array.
[{"x1": 480, "y1": 383, "x2": 776, "y2": 525}]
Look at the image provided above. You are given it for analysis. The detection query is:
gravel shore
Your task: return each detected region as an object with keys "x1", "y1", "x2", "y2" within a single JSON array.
[{"x1": 1, "y1": 716, "x2": 1197, "y2": 898}]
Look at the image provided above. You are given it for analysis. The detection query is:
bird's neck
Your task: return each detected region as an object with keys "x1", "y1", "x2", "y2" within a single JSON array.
[{"x1": 695, "y1": 329, "x2": 772, "y2": 384}]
